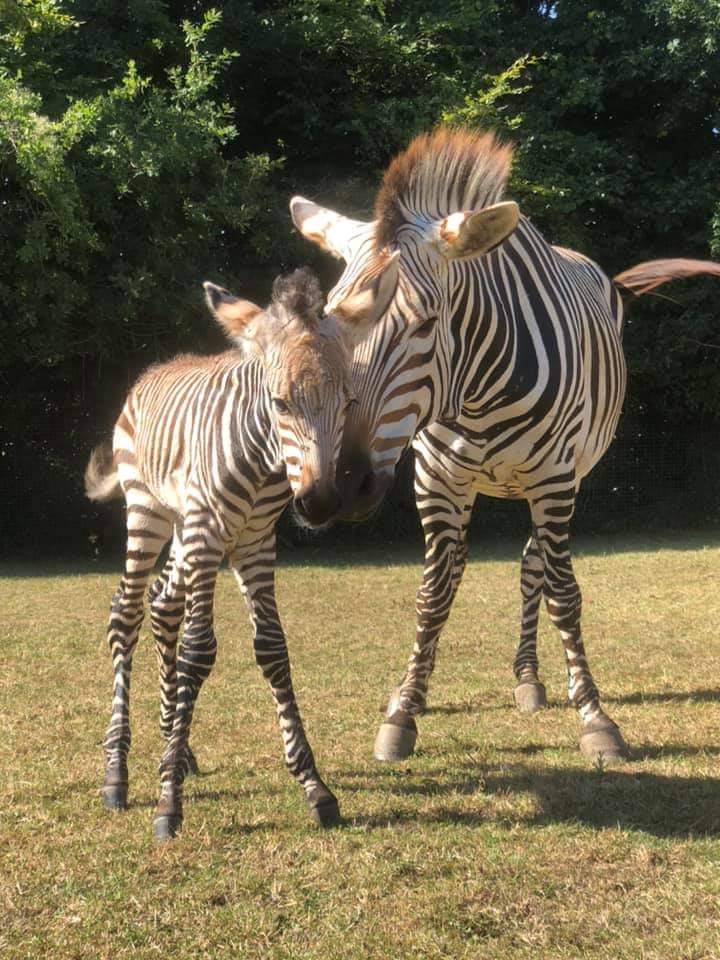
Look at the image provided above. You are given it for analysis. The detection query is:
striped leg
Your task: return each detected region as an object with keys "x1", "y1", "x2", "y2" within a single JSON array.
[
  {"x1": 153, "y1": 516, "x2": 221, "y2": 839},
  {"x1": 148, "y1": 539, "x2": 199, "y2": 777},
  {"x1": 231, "y1": 532, "x2": 339, "y2": 827},
  {"x1": 530, "y1": 485, "x2": 628, "y2": 761},
  {"x1": 512, "y1": 533, "x2": 548, "y2": 714},
  {"x1": 384, "y1": 500, "x2": 473, "y2": 719},
  {"x1": 375, "y1": 464, "x2": 472, "y2": 761},
  {"x1": 102, "y1": 492, "x2": 173, "y2": 810}
]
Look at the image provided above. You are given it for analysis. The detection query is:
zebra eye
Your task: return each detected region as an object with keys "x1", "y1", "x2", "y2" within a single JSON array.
[
  {"x1": 345, "y1": 398, "x2": 358, "y2": 411},
  {"x1": 272, "y1": 398, "x2": 289, "y2": 415}
]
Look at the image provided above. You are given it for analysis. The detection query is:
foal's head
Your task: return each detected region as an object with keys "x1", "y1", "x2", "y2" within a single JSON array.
[{"x1": 204, "y1": 268, "x2": 360, "y2": 527}]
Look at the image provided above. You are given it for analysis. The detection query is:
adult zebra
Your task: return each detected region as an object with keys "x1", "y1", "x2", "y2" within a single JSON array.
[
  {"x1": 291, "y1": 127, "x2": 720, "y2": 763},
  {"x1": 86, "y1": 269, "x2": 363, "y2": 839}
]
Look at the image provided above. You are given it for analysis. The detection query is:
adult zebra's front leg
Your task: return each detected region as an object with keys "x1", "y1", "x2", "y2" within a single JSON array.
[
  {"x1": 231, "y1": 532, "x2": 340, "y2": 827},
  {"x1": 530, "y1": 477, "x2": 628, "y2": 761},
  {"x1": 153, "y1": 515, "x2": 222, "y2": 840},
  {"x1": 512, "y1": 533, "x2": 548, "y2": 714},
  {"x1": 375, "y1": 457, "x2": 472, "y2": 762}
]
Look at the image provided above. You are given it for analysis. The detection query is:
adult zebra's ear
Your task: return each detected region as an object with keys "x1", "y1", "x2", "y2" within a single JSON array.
[
  {"x1": 431, "y1": 200, "x2": 520, "y2": 261},
  {"x1": 290, "y1": 196, "x2": 366, "y2": 261},
  {"x1": 203, "y1": 282, "x2": 263, "y2": 344},
  {"x1": 331, "y1": 250, "x2": 400, "y2": 341}
]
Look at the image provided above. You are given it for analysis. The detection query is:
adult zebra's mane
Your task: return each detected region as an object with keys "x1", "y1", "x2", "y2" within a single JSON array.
[{"x1": 374, "y1": 127, "x2": 514, "y2": 251}]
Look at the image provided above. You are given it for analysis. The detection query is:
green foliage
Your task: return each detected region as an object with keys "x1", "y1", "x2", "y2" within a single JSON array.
[
  {"x1": 1, "y1": 6, "x2": 280, "y2": 370},
  {"x1": 1, "y1": 0, "x2": 719, "y2": 546}
]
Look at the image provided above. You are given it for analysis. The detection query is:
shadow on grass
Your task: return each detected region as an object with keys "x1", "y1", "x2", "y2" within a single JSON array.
[
  {"x1": 4, "y1": 528, "x2": 720, "y2": 578},
  {"x1": 605, "y1": 688, "x2": 720, "y2": 706},
  {"x1": 339, "y1": 760, "x2": 720, "y2": 837}
]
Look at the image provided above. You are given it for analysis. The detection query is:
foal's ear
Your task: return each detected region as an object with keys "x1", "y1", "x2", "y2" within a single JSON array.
[{"x1": 203, "y1": 282, "x2": 263, "y2": 343}]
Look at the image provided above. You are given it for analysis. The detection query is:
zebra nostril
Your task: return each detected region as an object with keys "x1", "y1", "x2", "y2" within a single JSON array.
[{"x1": 358, "y1": 472, "x2": 375, "y2": 497}]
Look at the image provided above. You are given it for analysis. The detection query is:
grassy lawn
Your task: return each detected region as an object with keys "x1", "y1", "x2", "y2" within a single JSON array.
[{"x1": 1, "y1": 533, "x2": 719, "y2": 959}]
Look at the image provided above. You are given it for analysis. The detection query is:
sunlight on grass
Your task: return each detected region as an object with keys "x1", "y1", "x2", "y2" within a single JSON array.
[{"x1": 1, "y1": 535, "x2": 719, "y2": 959}]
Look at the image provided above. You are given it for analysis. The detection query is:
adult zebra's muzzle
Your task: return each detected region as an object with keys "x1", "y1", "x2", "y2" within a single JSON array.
[
  {"x1": 335, "y1": 452, "x2": 393, "y2": 522},
  {"x1": 293, "y1": 478, "x2": 342, "y2": 528}
]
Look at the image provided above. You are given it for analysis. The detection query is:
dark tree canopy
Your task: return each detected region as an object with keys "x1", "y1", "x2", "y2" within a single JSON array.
[{"x1": 1, "y1": 0, "x2": 719, "y2": 552}]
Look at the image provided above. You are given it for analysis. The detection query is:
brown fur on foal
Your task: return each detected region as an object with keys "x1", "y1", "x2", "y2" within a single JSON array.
[
  {"x1": 614, "y1": 258, "x2": 720, "y2": 295},
  {"x1": 374, "y1": 127, "x2": 514, "y2": 250}
]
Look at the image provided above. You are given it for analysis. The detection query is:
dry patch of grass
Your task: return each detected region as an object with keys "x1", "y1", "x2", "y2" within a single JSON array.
[{"x1": 1, "y1": 534, "x2": 720, "y2": 959}]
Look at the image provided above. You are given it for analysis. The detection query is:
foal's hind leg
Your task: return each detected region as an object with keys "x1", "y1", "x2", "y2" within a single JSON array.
[
  {"x1": 153, "y1": 514, "x2": 222, "y2": 839},
  {"x1": 102, "y1": 490, "x2": 173, "y2": 810},
  {"x1": 148, "y1": 534, "x2": 199, "y2": 776},
  {"x1": 512, "y1": 533, "x2": 548, "y2": 714}
]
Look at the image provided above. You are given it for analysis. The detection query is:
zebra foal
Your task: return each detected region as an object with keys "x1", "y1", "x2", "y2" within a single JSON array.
[
  {"x1": 86, "y1": 268, "x2": 360, "y2": 839},
  {"x1": 292, "y1": 127, "x2": 720, "y2": 764}
]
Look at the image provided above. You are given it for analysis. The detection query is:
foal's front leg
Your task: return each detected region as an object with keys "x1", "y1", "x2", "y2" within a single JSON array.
[
  {"x1": 231, "y1": 533, "x2": 340, "y2": 827},
  {"x1": 153, "y1": 519, "x2": 222, "y2": 839}
]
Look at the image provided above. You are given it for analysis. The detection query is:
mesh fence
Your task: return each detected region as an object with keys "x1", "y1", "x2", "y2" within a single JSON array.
[{"x1": 0, "y1": 417, "x2": 717, "y2": 559}]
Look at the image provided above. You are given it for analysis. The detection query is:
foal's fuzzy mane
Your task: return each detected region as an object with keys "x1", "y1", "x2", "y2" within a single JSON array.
[
  {"x1": 270, "y1": 267, "x2": 323, "y2": 327},
  {"x1": 374, "y1": 127, "x2": 513, "y2": 250}
]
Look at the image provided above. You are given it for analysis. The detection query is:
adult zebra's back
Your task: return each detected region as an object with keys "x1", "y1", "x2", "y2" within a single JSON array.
[
  {"x1": 86, "y1": 269, "x2": 363, "y2": 839},
  {"x1": 291, "y1": 127, "x2": 720, "y2": 763}
]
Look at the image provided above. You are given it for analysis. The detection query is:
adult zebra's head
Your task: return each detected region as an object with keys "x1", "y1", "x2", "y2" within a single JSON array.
[
  {"x1": 204, "y1": 268, "x2": 366, "y2": 528},
  {"x1": 291, "y1": 127, "x2": 521, "y2": 520}
]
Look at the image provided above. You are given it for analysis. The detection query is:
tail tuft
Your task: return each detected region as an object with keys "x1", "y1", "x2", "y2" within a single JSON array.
[
  {"x1": 614, "y1": 258, "x2": 720, "y2": 296},
  {"x1": 84, "y1": 442, "x2": 121, "y2": 502}
]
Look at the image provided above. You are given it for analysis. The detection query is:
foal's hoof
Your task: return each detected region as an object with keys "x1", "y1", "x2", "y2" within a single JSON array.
[
  {"x1": 308, "y1": 797, "x2": 341, "y2": 828},
  {"x1": 101, "y1": 783, "x2": 128, "y2": 811},
  {"x1": 579, "y1": 717, "x2": 629, "y2": 765},
  {"x1": 305, "y1": 786, "x2": 341, "y2": 828},
  {"x1": 513, "y1": 681, "x2": 547, "y2": 714},
  {"x1": 374, "y1": 713, "x2": 418, "y2": 762},
  {"x1": 153, "y1": 814, "x2": 183, "y2": 841}
]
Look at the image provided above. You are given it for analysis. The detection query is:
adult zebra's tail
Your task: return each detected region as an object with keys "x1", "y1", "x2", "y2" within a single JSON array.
[
  {"x1": 85, "y1": 441, "x2": 121, "y2": 501},
  {"x1": 614, "y1": 258, "x2": 720, "y2": 296}
]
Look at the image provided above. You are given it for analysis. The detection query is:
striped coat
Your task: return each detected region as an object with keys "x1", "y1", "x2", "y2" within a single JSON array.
[
  {"x1": 86, "y1": 269, "x2": 356, "y2": 838},
  {"x1": 291, "y1": 127, "x2": 720, "y2": 764}
]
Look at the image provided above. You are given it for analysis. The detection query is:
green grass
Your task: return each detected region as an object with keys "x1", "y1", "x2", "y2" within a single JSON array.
[{"x1": 2, "y1": 534, "x2": 720, "y2": 959}]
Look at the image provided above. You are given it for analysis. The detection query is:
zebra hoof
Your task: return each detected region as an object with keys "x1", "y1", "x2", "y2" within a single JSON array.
[
  {"x1": 308, "y1": 797, "x2": 341, "y2": 828},
  {"x1": 374, "y1": 715, "x2": 418, "y2": 762},
  {"x1": 579, "y1": 717, "x2": 629, "y2": 765},
  {"x1": 101, "y1": 783, "x2": 128, "y2": 811},
  {"x1": 153, "y1": 814, "x2": 183, "y2": 841},
  {"x1": 513, "y1": 681, "x2": 547, "y2": 714},
  {"x1": 185, "y1": 745, "x2": 200, "y2": 777}
]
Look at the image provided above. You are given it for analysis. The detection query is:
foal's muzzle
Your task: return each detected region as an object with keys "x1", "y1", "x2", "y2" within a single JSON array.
[{"x1": 293, "y1": 479, "x2": 342, "y2": 528}]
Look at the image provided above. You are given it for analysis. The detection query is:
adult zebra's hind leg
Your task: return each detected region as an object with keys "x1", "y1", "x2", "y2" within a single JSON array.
[
  {"x1": 530, "y1": 482, "x2": 628, "y2": 762},
  {"x1": 512, "y1": 533, "x2": 548, "y2": 714},
  {"x1": 102, "y1": 492, "x2": 173, "y2": 811},
  {"x1": 231, "y1": 532, "x2": 340, "y2": 828},
  {"x1": 148, "y1": 538, "x2": 199, "y2": 777}
]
